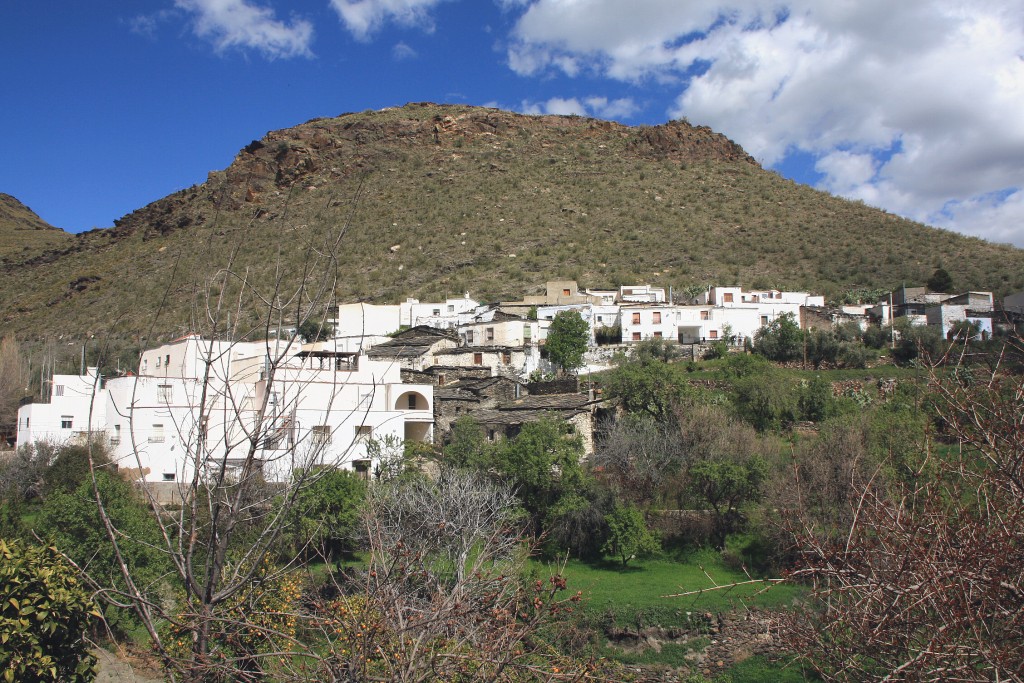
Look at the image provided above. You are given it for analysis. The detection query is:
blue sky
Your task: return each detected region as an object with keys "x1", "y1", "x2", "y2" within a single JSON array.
[{"x1": 2, "y1": 0, "x2": 1022, "y2": 245}]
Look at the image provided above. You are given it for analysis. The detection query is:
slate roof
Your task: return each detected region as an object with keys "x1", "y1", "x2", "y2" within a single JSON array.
[
  {"x1": 498, "y1": 394, "x2": 590, "y2": 411},
  {"x1": 367, "y1": 326, "x2": 457, "y2": 359}
]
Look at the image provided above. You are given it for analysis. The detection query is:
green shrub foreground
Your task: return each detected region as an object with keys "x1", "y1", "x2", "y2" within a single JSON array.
[{"x1": 0, "y1": 539, "x2": 99, "y2": 683}]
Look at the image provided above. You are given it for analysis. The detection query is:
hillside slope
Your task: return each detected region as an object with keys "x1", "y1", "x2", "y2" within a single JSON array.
[
  {"x1": 0, "y1": 193, "x2": 71, "y2": 262},
  {"x1": 2, "y1": 102, "x2": 1023, "y2": 343}
]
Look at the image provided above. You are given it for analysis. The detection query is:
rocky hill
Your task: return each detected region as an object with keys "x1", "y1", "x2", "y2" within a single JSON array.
[
  {"x1": 0, "y1": 193, "x2": 70, "y2": 261},
  {"x1": 2, "y1": 102, "x2": 1023, "y2": 345}
]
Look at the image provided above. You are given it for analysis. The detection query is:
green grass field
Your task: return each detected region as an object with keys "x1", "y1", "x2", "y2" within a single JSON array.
[
  {"x1": 534, "y1": 550, "x2": 801, "y2": 628},
  {"x1": 531, "y1": 551, "x2": 812, "y2": 678}
]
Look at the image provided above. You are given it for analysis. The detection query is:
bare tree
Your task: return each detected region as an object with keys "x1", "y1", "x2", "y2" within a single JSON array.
[
  {"x1": 314, "y1": 467, "x2": 596, "y2": 682},
  {"x1": 65, "y1": 186, "x2": 377, "y2": 682},
  {"x1": 783, "y1": 335, "x2": 1024, "y2": 682},
  {"x1": 0, "y1": 335, "x2": 30, "y2": 434},
  {"x1": 592, "y1": 415, "x2": 685, "y2": 508}
]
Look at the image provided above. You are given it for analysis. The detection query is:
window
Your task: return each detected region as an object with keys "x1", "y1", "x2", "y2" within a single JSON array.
[
  {"x1": 264, "y1": 432, "x2": 284, "y2": 450},
  {"x1": 466, "y1": 330, "x2": 474, "y2": 344},
  {"x1": 632, "y1": 312, "x2": 641, "y2": 324},
  {"x1": 653, "y1": 332, "x2": 663, "y2": 338},
  {"x1": 142, "y1": 359, "x2": 148, "y2": 373},
  {"x1": 473, "y1": 353, "x2": 483, "y2": 365},
  {"x1": 487, "y1": 429, "x2": 497, "y2": 442},
  {"x1": 562, "y1": 288, "x2": 571, "y2": 296},
  {"x1": 597, "y1": 315, "x2": 603, "y2": 322},
  {"x1": 165, "y1": 354, "x2": 171, "y2": 367},
  {"x1": 723, "y1": 293, "x2": 734, "y2": 303},
  {"x1": 433, "y1": 308, "x2": 441, "y2": 316},
  {"x1": 437, "y1": 373, "x2": 446, "y2": 386},
  {"x1": 355, "y1": 425, "x2": 372, "y2": 442},
  {"x1": 761, "y1": 316, "x2": 769, "y2": 325},
  {"x1": 653, "y1": 312, "x2": 662, "y2": 324},
  {"x1": 54, "y1": 385, "x2": 64, "y2": 397},
  {"x1": 158, "y1": 384, "x2": 173, "y2": 404},
  {"x1": 61, "y1": 415, "x2": 73, "y2": 430},
  {"x1": 632, "y1": 332, "x2": 641, "y2": 341},
  {"x1": 523, "y1": 325, "x2": 532, "y2": 339},
  {"x1": 310, "y1": 425, "x2": 331, "y2": 446},
  {"x1": 710, "y1": 330, "x2": 719, "y2": 339},
  {"x1": 447, "y1": 304, "x2": 454, "y2": 312},
  {"x1": 155, "y1": 356, "x2": 161, "y2": 369},
  {"x1": 700, "y1": 310, "x2": 710, "y2": 320},
  {"x1": 502, "y1": 351, "x2": 512, "y2": 365},
  {"x1": 162, "y1": 473, "x2": 176, "y2": 482},
  {"x1": 407, "y1": 394, "x2": 418, "y2": 410},
  {"x1": 111, "y1": 424, "x2": 121, "y2": 445},
  {"x1": 485, "y1": 327, "x2": 494, "y2": 342},
  {"x1": 149, "y1": 424, "x2": 165, "y2": 443}
]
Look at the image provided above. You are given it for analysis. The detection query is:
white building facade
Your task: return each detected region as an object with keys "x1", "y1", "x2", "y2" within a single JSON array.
[{"x1": 17, "y1": 335, "x2": 433, "y2": 486}]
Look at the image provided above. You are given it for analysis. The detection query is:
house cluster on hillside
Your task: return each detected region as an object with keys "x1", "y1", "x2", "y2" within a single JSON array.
[{"x1": 16, "y1": 278, "x2": 1023, "y2": 494}]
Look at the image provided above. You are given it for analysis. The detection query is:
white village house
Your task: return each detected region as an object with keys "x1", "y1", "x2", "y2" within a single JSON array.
[{"x1": 17, "y1": 334, "x2": 433, "y2": 488}]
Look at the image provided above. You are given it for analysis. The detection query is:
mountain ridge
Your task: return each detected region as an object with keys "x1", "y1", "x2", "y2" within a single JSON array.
[
  {"x1": 0, "y1": 193, "x2": 71, "y2": 261},
  {"x1": 2, "y1": 102, "x2": 1022, "y2": 344}
]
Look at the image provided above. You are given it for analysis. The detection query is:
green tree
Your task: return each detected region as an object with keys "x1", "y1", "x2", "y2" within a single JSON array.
[
  {"x1": 290, "y1": 468, "x2": 367, "y2": 565},
  {"x1": 491, "y1": 417, "x2": 587, "y2": 542},
  {"x1": 753, "y1": 313, "x2": 803, "y2": 362},
  {"x1": 688, "y1": 456, "x2": 768, "y2": 549},
  {"x1": 297, "y1": 317, "x2": 334, "y2": 343},
  {"x1": 443, "y1": 416, "x2": 492, "y2": 471},
  {"x1": 926, "y1": 267, "x2": 954, "y2": 293},
  {"x1": 602, "y1": 354, "x2": 689, "y2": 420},
  {"x1": 720, "y1": 351, "x2": 771, "y2": 379},
  {"x1": 0, "y1": 539, "x2": 99, "y2": 683},
  {"x1": 838, "y1": 342, "x2": 868, "y2": 369},
  {"x1": 545, "y1": 310, "x2": 589, "y2": 373},
  {"x1": 43, "y1": 444, "x2": 113, "y2": 498},
  {"x1": 602, "y1": 504, "x2": 660, "y2": 567}
]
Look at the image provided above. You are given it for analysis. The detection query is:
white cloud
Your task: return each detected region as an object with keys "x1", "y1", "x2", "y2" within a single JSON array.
[
  {"x1": 329, "y1": 0, "x2": 455, "y2": 40},
  {"x1": 175, "y1": 0, "x2": 313, "y2": 58},
  {"x1": 505, "y1": 0, "x2": 1024, "y2": 245},
  {"x1": 519, "y1": 95, "x2": 638, "y2": 119},
  {"x1": 584, "y1": 96, "x2": 639, "y2": 119},
  {"x1": 931, "y1": 189, "x2": 1024, "y2": 246},
  {"x1": 392, "y1": 41, "x2": 417, "y2": 60}
]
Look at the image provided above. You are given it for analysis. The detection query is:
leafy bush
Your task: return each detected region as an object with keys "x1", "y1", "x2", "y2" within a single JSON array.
[
  {"x1": 862, "y1": 324, "x2": 890, "y2": 349},
  {"x1": 38, "y1": 470, "x2": 169, "y2": 638},
  {"x1": 839, "y1": 341, "x2": 868, "y2": 368},
  {"x1": 0, "y1": 540, "x2": 99, "y2": 683},
  {"x1": 753, "y1": 313, "x2": 803, "y2": 363},
  {"x1": 732, "y1": 370, "x2": 798, "y2": 431}
]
